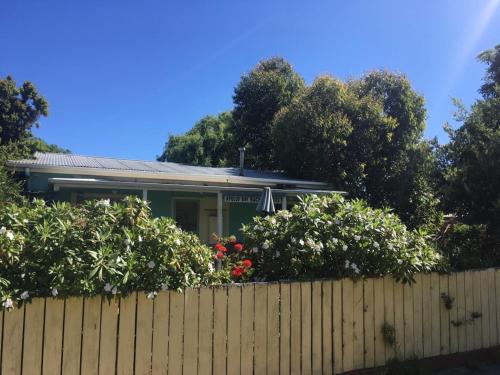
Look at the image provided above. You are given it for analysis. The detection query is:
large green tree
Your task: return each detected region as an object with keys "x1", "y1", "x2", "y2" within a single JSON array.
[
  {"x1": 232, "y1": 57, "x2": 305, "y2": 169},
  {"x1": 0, "y1": 76, "x2": 48, "y2": 146},
  {"x1": 273, "y1": 72, "x2": 441, "y2": 229},
  {"x1": 442, "y1": 45, "x2": 500, "y2": 232},
  {"x1": 158, "y1": 112, "x2": 235, "y2": 166}
]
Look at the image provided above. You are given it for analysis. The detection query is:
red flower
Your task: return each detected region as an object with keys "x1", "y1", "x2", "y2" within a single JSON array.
[
  {"x1": 215, "y1": 251, "x2": 224, "y2": 259},
  {"x1": 214, "y1": 243, "x2": 227, "y2": 252},
  {"x1": 234, "y1": 243, "x2": 244, "y2": 252},
  {"x1": 242, "y1": 259, "x2": 252, "y2": 268},
  {"x1": 231, "y1": 266, "x2": 245, "y2": 278}
]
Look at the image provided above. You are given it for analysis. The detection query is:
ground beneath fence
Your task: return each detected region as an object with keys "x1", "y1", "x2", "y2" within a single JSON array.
[{"x1": 436, "y1": 363, "x2": 500, "y2": 374}]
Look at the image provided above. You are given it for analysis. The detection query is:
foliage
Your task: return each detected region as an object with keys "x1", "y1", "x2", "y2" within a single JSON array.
[
  {"x1": 0, "y1": 76, "x2": 48, "y2": 146},
  {"x1": 242, "y1": 194, "x2": 443, "y2": 283},
  {"x1": 273, "y1": 73, "x2": 442, "y2": 229},
  {"x1": 232, "y1": 57, "x2": 305, "y2": 169},
  {"x1": 0, "y1": 197, "x2": 227, "y2": 308},
  {"x1": 438, "y1": 223, "x2": 500, "y2": 270},
  {"x1": 0, "y1": 145, "x2": 23, "y2": 204},
  {"x1": 381, "y1": 321, "x2": 396, "y2": 347},
  {"x1": 25, "y1": 137, "x2": 71, "y2": 154},
  {"x1": 478, "y1": 44, "x2": 500, "y2": 99},
  {"x1": 157, "y1": 112, "x2": 236, "y2": 166}
]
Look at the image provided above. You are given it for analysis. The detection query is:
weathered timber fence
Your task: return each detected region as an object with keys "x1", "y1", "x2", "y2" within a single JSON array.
[{"x1": 1, "y1": 268, "x2": 499, "y2": 374}]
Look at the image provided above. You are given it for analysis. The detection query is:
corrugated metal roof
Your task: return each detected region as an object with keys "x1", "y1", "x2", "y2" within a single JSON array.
[{"x1": 8, "y1": 153, "x2": 328, "y2": 186}]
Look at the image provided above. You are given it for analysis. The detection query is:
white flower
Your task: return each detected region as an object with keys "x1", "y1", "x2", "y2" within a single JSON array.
[
  {"x1": 124, "y1": 238, "x2": 132, "y2": 246},
  {"x1": 97, "y1": 199, "x2": 111, "y2": 207},
  {"x1": 138, "y1": 235, "x2": 143, "y2": 243},
  {"x1": 354, "y1": 235, "x2": 361, "y2": 242},
  {"x1": 262, "y1": 241, "x2": 269, "y2": 250},
  {"x1": 345, "y1": 260, "x2": 350, "y2": 269},
  {"x1": 104, "y1": 283, "x2": 113, "y2": 292},
  {"x1": 6, "y1": 231, "x2": 14, "y2": 241},
  {"x1": 147, "y1": 260, "x2": 156, "y2": 269},
  {"x1": 291, "y1": 237, "x2": 296, "y2": 243},
  {"x1": 0, "y1": 227, "x2": 6, "y2": 234},
  {"x1": 2, "y1": 298, "x2": 13, "y2": 309},
  {"x1": 23, "y1": 219, "x2": 29, "y2": 224},
  {"x1": 373, "y1": 242, "x2": 380, "y2": 249},
  {"x1": 161, "y1": 283, "x2": 169, "y2": 291},
  {"x1": 20, "y1": 291, "x2": 29, "y2": 300},
  {"x1": 174, "y1": 239, "x2": 181, "y2": 246},
  {"x1": 51, "y1": 288, "x2": 58, "y2": 297},
  {"x1": 299, "y1": 239, "x2": 304, "y2": 246},
  {"x1": 147, "y1": 291, "x2": 158, "y2": 300},
  {"x1": 208, "y1": 263, "x2": 215, "y2": 273},
  {"x1": 251, "y1": 247, "x2": 258, "y2": 254},
  {"x1": 332, "y1": 238, "x2": 338, "y2": 244},
  {"x1": 342, "y1": 245, "x2": 348, "y2": 251},
  {"x1": 111, "y1": 286, "x2": 118, "y2": 295}
]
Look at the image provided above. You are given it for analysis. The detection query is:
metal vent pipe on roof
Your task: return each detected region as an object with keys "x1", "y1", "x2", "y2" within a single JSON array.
[{"x1": 238, "y1": 147, "x2": 245, "y2": 176}]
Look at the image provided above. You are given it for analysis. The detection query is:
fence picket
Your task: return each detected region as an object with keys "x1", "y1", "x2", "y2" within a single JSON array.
[
  {"x1": 2, "y1": 305, "x2": 24, "y2": 375},
  {"x1": 353, "y1": 280, "x2": 364, "y2": 369},
  {"x1": 413, "y1": 274, "x2": 423, "y2": 358},
  {"x1": 472, "y1": 271, "x2": 482, "y2": 349},
  {"x1": 393, "y1": 280, "x2": 404, "y2": 358},
  {"x1": 268, "y1": 283, "x2": 280, "y2": 375},
  {"x1": 183, "y1": 288, "x2": 200, "y2": 375},
  {"x1": 227, "y1": 286, "x2": 241, "y2": 375},
  {"x1": 363, "y1": 278, "x2": 375, "y2": 369},
  {"x1": 152, "y1": 291, "x2": 170, "y2": 375},
  {"x1": 430, "y1": 273, "x2": 441, "y2": 356},
  {"x1": 62, "y1": 297, "x2": 84, "y2": 375},
  {"x1": 480, "y1": 270, "x2": 491, "y2": 348},
  {"x1": 311, "y1": 281, "x2": 322, "y2": 374},
  {"x1": 404, "y1": 282, "x2": 414, "y2": 359},
  {"x1": 439, "y1": 274, "x2": 450, "y2": 355},
  {"x1": 99, "y1": 298, "x2": 119, "y2": 375},
  {"x1": 488, "y1": 269, "x2": 498, "y2": 346},
  {"x1": 22, "y1": 298, "x2": 44, "y2": 374},
  {"x1": 290, "y1": 282, "x2": 301, "y2": 375},
  {"x1": 332, "y1": 280, "x2": 343, "y2": 374},
  {"x1": 421, "y1": 274, "x2": 432, "y2": 357},
  {"x1": 136, "y1": 293, "x2": 154, "y2": 375},
  {"x1": 117, "y1": 292, "x2": 137, "y2": 375},
  {"x1": 169, "y1": 291, "x2": 185, "y2": 375},
  {"x1": 342, "y1": 279, "x2": 354, "y2": 372},
  {"x1": 322, "y1": 280, "x2": 333, "y2": 374},
  {"x1": 240, "y1": 284, "x2": 254, "y2": 375},
  {"x1": 301, "y1": 282, "x2": 312, "y2": 375},
  {"x1": 383, "y1": 277, "x2": 395, "y2": 362},
  {"x1": 464, "y1": 271, "x2": 474, "y2": 352},
  {"x1": 455, "y1": 272, "x2": 467, "y2": 352},
  {"x1": 448, "y1": 273, "x2": 458, "y2": 354},
  {"x1": 81, "y1": 296, "x2": 102, "y2": 375},
  {"x1": 254, "y1": 284, "x2": 267, "y2": 375},
  {"x1": 43, "y1": 299, "x2": 64, "y2": 375},
  {"x1": 280, "y1": 283, "x2": 291, "y2": 375}
]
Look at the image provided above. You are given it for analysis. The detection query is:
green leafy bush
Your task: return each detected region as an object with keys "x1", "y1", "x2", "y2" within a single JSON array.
[
  {"x1": 438, "y1": 223, "x2": 500, "y2": 270},
  {"x1": 1, "y1": 197, "x2": 227, "y2": 308},
  {"x1": 242, "y1": 194, "x2": 444, "y2": 283}
]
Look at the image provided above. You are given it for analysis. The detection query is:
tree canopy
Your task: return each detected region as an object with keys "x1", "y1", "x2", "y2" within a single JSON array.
[
  {"x1": 157, "y1": 112, "x2": 235, "y2": 166},
  {"x1": 231, "y1": 57, "x2": 305, "y2": 169},
  {"x1": 442, "y1": 45, "x2": 500, "y2": 233}
]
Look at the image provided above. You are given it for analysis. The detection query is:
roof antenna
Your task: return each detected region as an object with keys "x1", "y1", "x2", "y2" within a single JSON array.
[{"x1": 238, "y1": 147, "x2": 245, "y2": 176}]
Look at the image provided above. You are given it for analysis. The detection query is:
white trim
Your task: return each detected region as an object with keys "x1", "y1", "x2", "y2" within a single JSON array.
[
  {"x1": 47, "y1": 178, "x2": 344, "y2": 196},
  {"x1": 282, "y1": 195, "x2": 287, "y2": 210},
  {"x1": 142, "y1": 189, "x2": 148, "y2": 201},
  {"x1": 7, "y1": 163, "x2": 329, "y2": 189},
  {"x1": 217, "y1": 192, "x2": 223, "y2": 237}
]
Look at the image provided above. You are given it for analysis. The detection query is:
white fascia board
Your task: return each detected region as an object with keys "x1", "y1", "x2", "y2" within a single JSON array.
[
  {"x1": 8, "y1": 164, "x2": 329, "y2": 189},
  {"x1": 48, "y1": 178, "x2": 343, "y2": 195}
]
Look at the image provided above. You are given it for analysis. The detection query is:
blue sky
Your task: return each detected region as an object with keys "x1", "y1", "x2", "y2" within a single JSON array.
[{"x1": 2, "y1": 0, "x2": 499, "y2": 160}]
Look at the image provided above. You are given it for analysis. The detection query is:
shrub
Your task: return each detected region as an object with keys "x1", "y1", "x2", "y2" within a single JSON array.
[
  {"x1": 242, "y1": 194, "x2": 444, "y2": 283},
  {"x1": 0, "y1": 197, "x2": 227, "y2": 308},
  {"x1": 438, "y1": 223, "x2": 500, "y2": 270}
]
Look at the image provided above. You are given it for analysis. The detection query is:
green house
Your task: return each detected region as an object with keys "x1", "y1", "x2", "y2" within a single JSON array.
[{"x1": 7, "y1": 152, "x2": 339, "y2": 243}]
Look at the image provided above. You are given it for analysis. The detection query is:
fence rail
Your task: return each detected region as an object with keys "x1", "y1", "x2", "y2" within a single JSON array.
[{"x1": 1, "y1": 268, "x2": 499, "y2": 374}]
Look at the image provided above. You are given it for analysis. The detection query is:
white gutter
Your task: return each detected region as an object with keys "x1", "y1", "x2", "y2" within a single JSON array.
[
  {"x1": 48, "y1": 178, "x2": 343, "y2": 196},
  {"x1": 7, "y1": 163, "x2": 329, "y2": 189}
]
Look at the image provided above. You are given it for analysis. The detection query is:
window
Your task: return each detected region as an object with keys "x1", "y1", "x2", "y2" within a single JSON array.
[{"x1": 174, "y1": 200, "x2": 199, "y2": 233}]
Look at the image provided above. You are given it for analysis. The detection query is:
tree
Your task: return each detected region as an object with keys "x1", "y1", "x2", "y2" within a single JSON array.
[
  {"x1": 273, "y1": 73, "x2": 441, "y2": 229},
  {"x1": 0, "y1": 76, "x2": 48, "y2": 146},
  {"x1": 158, "y1": 112, "x2": 236, "y2": 167},
  {"x1": 442, "y1": 45, "x2": 500, "y2": 232},
  {"x1": 232, "y1": 57, "x2": 305, "y2": 169}
]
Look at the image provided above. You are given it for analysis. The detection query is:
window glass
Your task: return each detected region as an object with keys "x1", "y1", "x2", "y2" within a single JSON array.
[{"x1": 174, "y1": 200, "x2": 199, "y2": 233}]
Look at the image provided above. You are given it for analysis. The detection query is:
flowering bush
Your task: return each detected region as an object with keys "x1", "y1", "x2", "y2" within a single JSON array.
[
  {"x1": 0, "y1": 197, "x2": 228, "y2": 309},
  {"x1": 210, "y1": 236, "x2": 254, "y2": 282},
  {"x1": 242, "y1": 194, "x2": 444, "y2": 283}
]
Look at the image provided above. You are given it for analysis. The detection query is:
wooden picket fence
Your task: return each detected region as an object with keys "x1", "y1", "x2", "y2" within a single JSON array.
[{"x1": 1, "y1": 268, "x2": 500, "y2": 375}]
